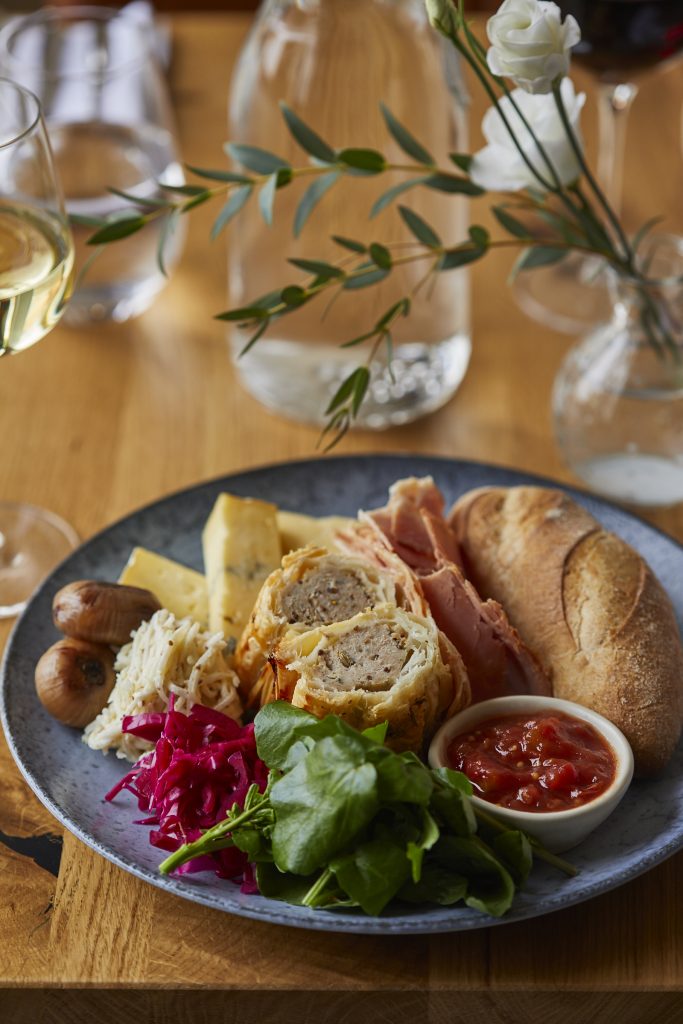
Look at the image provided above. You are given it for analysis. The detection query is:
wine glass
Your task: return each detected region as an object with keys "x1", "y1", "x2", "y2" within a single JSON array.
[
  {"x1": 513, "y1": 0, "x2": 683, "y2": 335},
  {"x1": 0, "y1": 77, "x2": 77, "y2": 617}
]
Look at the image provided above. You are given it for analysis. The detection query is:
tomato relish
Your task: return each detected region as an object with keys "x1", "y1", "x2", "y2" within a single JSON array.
[{"x1": 447, "y1": 711, "x2": 616, "y2": 813}]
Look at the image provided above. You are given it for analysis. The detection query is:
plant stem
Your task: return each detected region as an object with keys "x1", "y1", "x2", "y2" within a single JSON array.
[
  {"x1": 473, "y1": 805, "x2": 578, "y2": 878},
  {"x1": 302, "y1": 866, "x2": 335, "y2": 908},
  {"x1": 158, "y1": 802, "x2": 263, "y2": 875},
  {"x1": 447, "y1": 33, "x2": 556, "y2": 193},
  {"x1": 552, "y1": 82, "x2": 633, "y2": 266}
]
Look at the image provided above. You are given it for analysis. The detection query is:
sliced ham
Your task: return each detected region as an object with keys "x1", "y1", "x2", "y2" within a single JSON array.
[
  {"x1": 365, "y1": 476, "x2": 463, "y2": 574},
  {"x1": 344, "y1": 476, "x2": 551, "y2": 703},
  {"x1": 420, "y1": 565, "x2": 550, "y2": 702}
]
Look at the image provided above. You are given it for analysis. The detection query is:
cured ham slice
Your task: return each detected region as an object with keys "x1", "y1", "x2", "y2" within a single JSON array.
[
  {"x1": 365, "y1": 476, "x2": 464, "y2": 574},
  {"x1": 342, "y1": 477, "x2": 551, "y2": 703},
  {"x1": 420, "y1": 566, "x2": 550, "y2": 701}
]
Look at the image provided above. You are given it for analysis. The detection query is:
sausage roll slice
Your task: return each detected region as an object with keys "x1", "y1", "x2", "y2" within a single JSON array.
[
  {"x1": 235, "y1": 545, "x2": 397, "y2": 702},
  {"x1": 271, "y1": 603, "x2": 470, "y2": 753}
]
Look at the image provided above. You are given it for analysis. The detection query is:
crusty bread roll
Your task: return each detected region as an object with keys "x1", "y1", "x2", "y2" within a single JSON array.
[{"x1": 450, "y1": 486, "x2": 683, "y2": 777}]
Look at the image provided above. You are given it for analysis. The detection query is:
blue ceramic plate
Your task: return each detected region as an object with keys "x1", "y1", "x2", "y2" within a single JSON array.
[{"x1": 2, "y1": 455, "x2": 683, "y2": 934}]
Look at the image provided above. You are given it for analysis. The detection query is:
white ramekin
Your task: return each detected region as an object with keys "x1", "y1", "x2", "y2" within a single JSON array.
[{"x1": 428, "y1": 695, "x2": 634, "y2": 853}]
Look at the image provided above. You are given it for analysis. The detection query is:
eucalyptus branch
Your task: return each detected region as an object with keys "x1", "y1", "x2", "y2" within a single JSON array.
[
  {"x1": 220, "y1": 222, "x2": 617, "y2": 445},
  {"x1": 83, "y1": 147, "x2": 483, "y2": 266}
]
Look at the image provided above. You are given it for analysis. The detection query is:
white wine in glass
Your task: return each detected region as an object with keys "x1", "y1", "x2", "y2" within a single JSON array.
[
  {"x1": 0, "y1": 204, "x2": 72, "y2": 353},
  {"x1": 0, "y1": 77, "x2": 77, "y2": 617}
]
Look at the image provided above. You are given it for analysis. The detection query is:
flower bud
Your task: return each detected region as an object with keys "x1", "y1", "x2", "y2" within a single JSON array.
[{"x1": 424, "y1": 0, "x2": 459, "y2": 37}]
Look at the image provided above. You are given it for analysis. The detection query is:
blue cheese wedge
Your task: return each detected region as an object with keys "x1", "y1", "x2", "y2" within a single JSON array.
[
  {"x1": 202, "y1": 493, "x2": 281, "y2": 643},
  {"x1": 118, "y1": 548, "x2": 209, "y2": 627}
]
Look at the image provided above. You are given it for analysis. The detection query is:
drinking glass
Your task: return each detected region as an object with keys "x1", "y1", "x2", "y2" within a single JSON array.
[
  {"x1": 513, "y1": 0, "x2": 683, "y2": 335},
  {"x1": 0, "y1": 77, "x2": 77, "y2": 617},
  {"x1": 0, "y1": 6, "x2": 185, "y2": 326}
]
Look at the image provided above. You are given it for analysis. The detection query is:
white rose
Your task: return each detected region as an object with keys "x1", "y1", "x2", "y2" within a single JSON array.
[
  {"x1": 486, "y1": 0, "x2": 581, "y2": 95},
  {"x1": 470, "y1": 78, "x2": 586, "y2": 192}
]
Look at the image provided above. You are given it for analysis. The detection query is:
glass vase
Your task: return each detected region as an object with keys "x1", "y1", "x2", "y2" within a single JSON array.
[
  {"x1": 553, "y1": 236, "x2": 683, "y2": 507},
  {"x1": 228, "y1": 0, "x2": 470, "y2": 429}
]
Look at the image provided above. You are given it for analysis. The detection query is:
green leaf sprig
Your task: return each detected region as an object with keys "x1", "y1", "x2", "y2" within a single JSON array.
[{"x1": 158, "y1": 702, "x2": 576, "y2": 918}]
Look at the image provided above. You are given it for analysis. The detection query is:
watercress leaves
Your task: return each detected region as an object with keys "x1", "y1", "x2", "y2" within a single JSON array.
[
  {"x1": 270, "y1": 734, "x2": 380, "y2": 874},
  {"x1": 255, "y1": 862, "x2": 317, "y2": 904},
  {"x1": 399, "y1": 863, "x2": 469, "y2": 906},
  {"x1": 434, "y1": 836, "x2": 516, "y2": 918},
  {"x1": 492, "y1": 830, "x2": 533, "y2": 887},
  {"x1": 371, "y1": 748, "x2": 433, "y2": 806},
  {"x1": 331, "y1": 838, "x2": 412, "y2": 916},
  {"x1": 255, "y1": 702, "x2": 323, "y2": 770}
]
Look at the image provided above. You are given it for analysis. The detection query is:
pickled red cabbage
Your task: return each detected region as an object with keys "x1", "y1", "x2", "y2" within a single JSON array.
[{"x1": 105, "y1": 699, "x2": 267, "y2": 890}]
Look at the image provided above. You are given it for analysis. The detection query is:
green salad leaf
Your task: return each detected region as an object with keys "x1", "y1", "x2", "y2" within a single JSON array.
[
  {"x1": 270, "y1": 734, "x2": 380, "y2": 875},
  {"x1": 331, "y1": 837, "x2": 412, "y2": 916}
]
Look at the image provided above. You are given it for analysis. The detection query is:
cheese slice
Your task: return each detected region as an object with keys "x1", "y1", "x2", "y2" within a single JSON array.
[
  {"x1": 118, "y1": 547, "x2": 208, "y2": 627},
  {"x1": 202, "y1": 493, "x2": 281, "y2": 642},
  {"x1": 277, "y1": 511, "x2": 354, "y2": 555}
]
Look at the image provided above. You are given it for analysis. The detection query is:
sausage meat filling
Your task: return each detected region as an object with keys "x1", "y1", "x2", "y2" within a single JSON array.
[
  {"x1": 279, "y1": 567, "x2": 372, "y2": 627},
  {"x1": 315, "y1": 623, "x2": 409, "y2": 692}
]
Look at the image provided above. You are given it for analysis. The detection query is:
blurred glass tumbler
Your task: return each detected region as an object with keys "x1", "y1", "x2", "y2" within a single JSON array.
[
  {"x1": 229, "y1": 0, "x2": 471, "y2": 429},
  {"x1": 0, "y1": 6, "x2": 185, "y2": 325}
]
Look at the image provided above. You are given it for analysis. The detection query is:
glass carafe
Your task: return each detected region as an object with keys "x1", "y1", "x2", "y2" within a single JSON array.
[{"x1": 228, "y1": 0, "x2": 470, "y2": 429}]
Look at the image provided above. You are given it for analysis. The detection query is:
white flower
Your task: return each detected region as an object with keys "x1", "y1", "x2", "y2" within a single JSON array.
[
  {"x1": 486, "y1": 0, "x2": 581, "y2": 95},
  {"x1": 470, "y1": 78, "x2": 585, "y2": 192}
]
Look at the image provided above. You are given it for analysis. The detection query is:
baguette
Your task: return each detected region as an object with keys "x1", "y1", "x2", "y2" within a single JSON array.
[{"x1": 450, "y1": 486, "x2": 683, "y2": 776}]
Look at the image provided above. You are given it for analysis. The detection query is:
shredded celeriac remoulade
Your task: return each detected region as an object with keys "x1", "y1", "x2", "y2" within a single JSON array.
[{"x1": 83, "y1": 608, "x2": 242, "y2": 762}]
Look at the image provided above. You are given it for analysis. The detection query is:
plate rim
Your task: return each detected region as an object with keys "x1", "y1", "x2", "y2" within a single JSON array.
[{"x1": 2, "y1": 453, "x2": 683, "y2": 935}]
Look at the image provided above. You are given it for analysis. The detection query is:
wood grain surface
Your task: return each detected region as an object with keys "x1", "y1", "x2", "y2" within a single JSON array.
[{"x1": 1, "y1": 13, "x2": 682, "y2": 1023}]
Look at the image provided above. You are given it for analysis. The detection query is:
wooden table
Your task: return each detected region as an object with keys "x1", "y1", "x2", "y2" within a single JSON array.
[{"x1": 2, "y1": 14, "x2": 683, "y2": 1023}]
